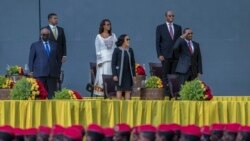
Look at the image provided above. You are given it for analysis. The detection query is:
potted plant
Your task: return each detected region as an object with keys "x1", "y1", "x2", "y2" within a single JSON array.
[
  {"x1": 135, "y1": 64, "x2": 146, "y2": 87},
  {"x1": 179, "y1": 79, "x2": 213, "y2": 100},
  {"x1": 0, "y1": 76, "x2": 14, "y2": 100},
  {"x1": 6, "y1": 65, "x2": 24, "y2": 83},
  {"x1": 53, "y1": 88, "x2": 82, "y2": 99},
  {"x1": 11, "y1": 77, "x2": 48, "y2": 100},
  {"x1": 140, "y1": 76, "x2": 165, "y2": 100},
  {"x1": 132, "y1": 64, "x2": 147, "y2": 97}
]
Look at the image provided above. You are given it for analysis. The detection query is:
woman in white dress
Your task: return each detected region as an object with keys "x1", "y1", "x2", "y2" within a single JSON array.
[{"x1": 94, "y1": 19, "x2": 117, "y2": 96}]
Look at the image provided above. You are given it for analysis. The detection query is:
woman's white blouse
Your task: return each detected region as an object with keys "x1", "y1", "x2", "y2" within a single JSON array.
[{"x1": 95, "y1": 33, "x2": 117, "y2": 64}]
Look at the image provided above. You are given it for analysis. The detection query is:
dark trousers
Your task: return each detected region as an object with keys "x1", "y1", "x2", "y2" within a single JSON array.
[
  {"x1": 36, "y1": 76, "x2": 58, "y2": 99},
  {"x1": 161, "y1": 58, "x2": 177, "y2": 97},
  {"x1": 58, "y1": 62, "x2": 63, "y2": 90},
  {"x1": 177, "y1": 67, "x2": 197, "y2": 86}
]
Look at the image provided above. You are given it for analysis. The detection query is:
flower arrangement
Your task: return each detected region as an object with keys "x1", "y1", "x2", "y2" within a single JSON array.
[
  {"x1": 0, "y1": 76, "x2": 14, "y2": 89},
  {"x1": 145, "y1": 76, "x2": 163, "y2": 88},
  {"x1": 54, "y1": 88, "x2": 82, "y2": 99},
  {"x1": 11, "y1": 77, "x2": 48, "y2": 100},
  {"x1": 135, "y1": 64, "x2": 146, "y2": 75},
  {"x1": 179, "y1": 79, "x2": 213, "y2": 100},
  {"x1": 7, "y1": 65, "x2": 24, "y2": 75}
]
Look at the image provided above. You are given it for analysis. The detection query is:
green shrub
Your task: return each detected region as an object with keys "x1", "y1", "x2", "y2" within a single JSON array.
[
  {"x1": 145, "y1": 76, "x2": 163, "y2": 88},
  {"x1": 54, "y1": 88, "x2": 72, "y2": 99},
  {"x1": 0, "y1": 76, "x2": 6, "y2": 88},
  {"x1": 11, "y1": 77, "x2": 32, "y2": 100},
  {"x1": 179, "y1": 79, "x2": 204, "y2": 100}
]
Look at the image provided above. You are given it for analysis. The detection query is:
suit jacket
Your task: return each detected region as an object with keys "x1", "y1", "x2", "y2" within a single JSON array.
[
  {"x1": 28, "y1": 40, "x2": 60, "y2": 78},
  {"x1": 112, "y1": 47, "x2": 136, "y2": 85},
  {"x1": 156, "y1": 23, "x2": 182, "y2": 59},
  {"x1": 173, "y1": 37, "x2": 203, "y2": 75},
  {"x1": 46, "y1": 25, "x2": 67, "y2": 59}
]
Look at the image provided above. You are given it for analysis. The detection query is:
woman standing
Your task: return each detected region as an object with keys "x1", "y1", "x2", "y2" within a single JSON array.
[
  {"x1": 94, "y1": 19, "x2": 117, "y2": 96},
  {"x1": 112, "y1": 34, "x2": 136, "y2": 100}
]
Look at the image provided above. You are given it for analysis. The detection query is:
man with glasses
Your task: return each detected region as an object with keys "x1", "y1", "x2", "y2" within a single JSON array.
[
  {"x1": 29, "y1": 28, "x2": 60, "y2": 99},
  {"x1": 156, "y1": 10, "x2": 182, "y2": 98}
]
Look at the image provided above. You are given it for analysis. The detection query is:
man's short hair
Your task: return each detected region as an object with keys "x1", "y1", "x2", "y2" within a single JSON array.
[
  {"x1": 241, "y1": 131, "x2": 250, "y2": 141},
  {"x1": 165, "y1": 10, "x2": 173, "y2": 17},
  {"x1": 183, "y1": 134, "x2": 200, "y2": 141},
  {"x1": 183, "y1": 28, "x2": 191, "y2": 34},
  {"x1": 141, "y1": 132, "x2": 155, "y2": 141},
  {"x1": 48, "y1": 13, "x2": 57, "y2": 20},
  {"x1": 158, "y1": 131, "x2": 175, "y2": 141}
]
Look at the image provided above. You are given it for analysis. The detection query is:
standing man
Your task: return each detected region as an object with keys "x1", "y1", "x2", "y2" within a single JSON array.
[
  {"x1": 29, "y1": 28, "x2": 60, "y2": 99},
  {"x1": 46, "y1": 13, "x2": 67, "y2": 89},
  {"x1": 173, "y1": 28, "x2": 203, "y2": 85},
  {"x1": 156, "y1": 10, "x2": 182, "y2": 97}
]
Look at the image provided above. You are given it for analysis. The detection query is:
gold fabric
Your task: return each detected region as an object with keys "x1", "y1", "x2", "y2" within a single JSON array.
[
  {"x1": 0, "y1": 97, "x2": 249, "y2": 128},
  {"x1": 85, "y1": 96, "x2": 250, "y2": 101}
]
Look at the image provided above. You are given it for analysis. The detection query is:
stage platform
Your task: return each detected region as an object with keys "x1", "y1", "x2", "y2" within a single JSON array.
[{"x1": 0, "y1": 96, "x2": 249, "y2": 128}]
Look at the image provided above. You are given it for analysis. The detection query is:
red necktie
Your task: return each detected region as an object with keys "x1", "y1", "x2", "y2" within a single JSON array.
[
  {"x1": 188, "y1": 41, "x2": 193, "y2": 54},
  {"x1": 169, "y1": 24, "x2": 174, "y2": 39}
]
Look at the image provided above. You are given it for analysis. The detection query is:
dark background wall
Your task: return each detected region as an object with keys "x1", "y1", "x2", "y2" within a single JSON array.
[{"x1": 0, "y1": 0, "x2": 250, "y2": 96}]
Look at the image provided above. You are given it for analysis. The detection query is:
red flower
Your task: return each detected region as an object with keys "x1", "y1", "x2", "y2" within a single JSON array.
[
  {"x1": 203, "y1": 82, "x2": 213, "y2": 100},
  {"x1": 136, "y1": 65, "x2": 145, "y2": 75},
  {"x1": 20, "y1": 68, "x2": 24, "y2": 75},
  {"x1": 36, "y1": 79, "x2": 48, "y2": 99},
  {"x1": 72, "y1": 90, "x2": 82, "y2": 99},
  {"x1": 10, "y1": 81, "x2": 14, "y2": 89}
]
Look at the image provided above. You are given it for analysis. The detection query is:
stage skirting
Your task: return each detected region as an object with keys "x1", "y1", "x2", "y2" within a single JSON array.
[{"x1": 0, "y1": 97, "x2": 250, "y2": 128}]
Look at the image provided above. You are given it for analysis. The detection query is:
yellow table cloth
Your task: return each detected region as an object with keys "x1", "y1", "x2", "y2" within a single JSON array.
[{"x1": 0, "y1": 97, "x2": 249, "y2": 128}]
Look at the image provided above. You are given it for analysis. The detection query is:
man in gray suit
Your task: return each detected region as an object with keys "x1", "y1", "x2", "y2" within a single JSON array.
[
  {"x1": 29, "y1": 28, "x2": 60, "y2": 98},
  {"x1": 174, "y1": 28, "x2": 203, "y2": 85}
]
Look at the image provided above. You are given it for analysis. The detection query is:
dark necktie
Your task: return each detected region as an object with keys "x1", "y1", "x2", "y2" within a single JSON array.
[
  {"x1": 45, "y1": 42, "x2": 50, "y2": 56},
  {"x1": 188, "y1": 41, "x2": 193, "y2": 54},
  {"x1": 169, "y1": 24, "x2": 174, "y2": 39}
]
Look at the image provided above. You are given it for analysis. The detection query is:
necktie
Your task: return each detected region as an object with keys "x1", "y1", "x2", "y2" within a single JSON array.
[
  {"x1": 169, "y1": 24, "x2": 174, "y2": 39},
  {"x1": 52, "y1": 26, "x2": 57, "y2": 40},
  {"x1": 188, "y1": 41, "x2": 193, "y2": 54},
  {"x1": 45, "y1": 42, "x2": 50, "y2": 56}
]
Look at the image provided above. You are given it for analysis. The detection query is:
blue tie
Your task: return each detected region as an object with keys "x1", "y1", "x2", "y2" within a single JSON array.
[{"x1": 45, "y1": 42, "x2": 50, "y2": 56}]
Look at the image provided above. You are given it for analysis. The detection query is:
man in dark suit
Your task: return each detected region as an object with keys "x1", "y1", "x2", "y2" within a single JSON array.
[
  {"x1": 45, "y1": 13, "x2": 67, "y2": 89},
  {"x1": 29, "y1": 28, "x2": 60, "y2": 99},
  {"x1": 174, "y1": 28, "x2": 203, "y2": 85},
  {"x1": 156, "y1": 10, "x2": 182, "y2": 96}
]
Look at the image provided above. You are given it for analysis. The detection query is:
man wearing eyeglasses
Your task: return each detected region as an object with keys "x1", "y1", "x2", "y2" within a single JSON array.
[
  {"x1": 29, "y1": 28, "x2": 60, "y2": 99},
  {"x1": 156, "y1": 10, "x2": 182, "y2": 97}
]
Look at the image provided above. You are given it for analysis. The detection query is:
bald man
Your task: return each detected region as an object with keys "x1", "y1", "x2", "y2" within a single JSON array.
[
  {"x1": 156, "y1": 10, "x2": 182, "y2": 97},
  {"x1": 29, "y1": 28, "x2": 60, "y2": 98}
]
